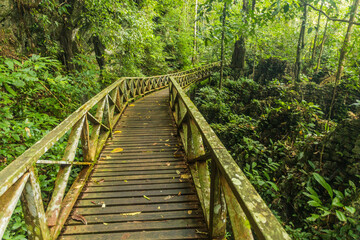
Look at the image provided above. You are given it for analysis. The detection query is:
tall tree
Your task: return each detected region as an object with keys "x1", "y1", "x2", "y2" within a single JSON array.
[
  {"x1": 294, "y1": 1, "x2": 307, "y2": 82},
  {"x1": 192, "y1": 0, "x2": 199, "y2": 65},
  {"x1": 219, "y1": 1, "x2": 227, "y2": 89},
  {"x1": 231, "y1": 0, "x2": 249, "y2": 79},
  {"x1": 335, "y1": 0, "x2": 360, "y2": 82},
  {"x1": 328, "y1": 0, "x2": 360, "y2": 119},
  {"x1": 311, "y1": 0, "x2": 324, "y2": 63}
]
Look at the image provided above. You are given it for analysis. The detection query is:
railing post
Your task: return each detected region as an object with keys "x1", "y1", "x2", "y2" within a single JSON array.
[
  {"x1": 209, "y1": 161, "x2": 227, "y2": 240},
  {"x1": 21, "y1": 167, "x2": 51, "y2": 240},
  {"x1": 221, "y1": 175, "x2": 254, "y2": 240},
  {"x1": 186, "y1": 118, "x2": 210, "y2": 224}
]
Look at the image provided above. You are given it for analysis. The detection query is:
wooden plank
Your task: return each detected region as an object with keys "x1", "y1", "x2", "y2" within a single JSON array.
[
  {"x1": 91, "y1": 169, "x2": 187, "y2": 177},
  {"x1": 75, "y1": 195, "x2": 199, "y2": 207},
  {"x1": 93, "y1": 164, "x2": 187, "y2": 171},
  {"x1": 59, "y1": 228, "x2": 208, "y2": 240},
  {"x1": 80, "y1": 188, "x2": 195, "y2": 199},
  {"x1": 86, "y1": 178, "x2": 187, "y2": 187},
  {"x1": 83, "y1": 182, "x2": 192, "y2": 193},
  {"x1": 0, "y1": 173, "x2": 29, "y2": 238},
  {"x1": 62, "y1": 219, "x2": 205, "y2": 235}
]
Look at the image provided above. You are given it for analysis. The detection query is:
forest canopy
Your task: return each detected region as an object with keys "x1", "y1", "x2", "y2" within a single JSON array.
[{"x1": 0, "y1": 0, "x2": 360, "y2": 239}]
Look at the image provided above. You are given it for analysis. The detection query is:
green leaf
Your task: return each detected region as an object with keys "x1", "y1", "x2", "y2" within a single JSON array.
[
  {"x1": 331, "y1": 197, "x2": 344, "y2": 208},
  {"x1": 4, "y1": 83, "x2": 17, "y2": 96},
  {"x1": 304, "y1": 187, "x2": 322, "y2": 204},
  {"x1": 345, "y1": 206, "x2": 356, "y2": 214},
  {"x1": 313, "y1": 173, "x2": 333, "y2": 200},
  {"x1": 4, "y1": 59, "x2": 14, "y2": 70},
  {"x1": 308, "y1": 200, "x2": 321, "y2": 207},
  {"x1": 335, "y1": 210, "x2": 347, "y2": 222},
  {"x1": 306, "y1": 214, "x2": 320, "y2": 222}
]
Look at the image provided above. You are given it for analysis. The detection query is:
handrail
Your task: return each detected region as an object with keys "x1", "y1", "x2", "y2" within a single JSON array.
[
  {"x1": 0, "y1": 63, "x2": 219, "y2": 239},
  {"x1": 169, "y1": 76, "x2": 291, "y2": 240}
]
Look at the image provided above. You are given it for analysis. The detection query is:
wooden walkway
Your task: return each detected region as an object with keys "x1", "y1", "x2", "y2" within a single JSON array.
[{"x1": 59, "y1": 89, "x2": 208, "y2": 239}]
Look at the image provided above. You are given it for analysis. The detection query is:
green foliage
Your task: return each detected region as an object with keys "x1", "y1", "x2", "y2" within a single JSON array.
[
  {"x1": 192, "y1": 75, "x2": 360, "y2": 239},
  {"x1": 0, "y1": 55, "x2": 101, "y2": 237}
]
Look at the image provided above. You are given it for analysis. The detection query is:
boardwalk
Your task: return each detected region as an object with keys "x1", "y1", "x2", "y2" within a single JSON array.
[{"x1": 59, "y1": 89, "x2": 208, "y2": 239}]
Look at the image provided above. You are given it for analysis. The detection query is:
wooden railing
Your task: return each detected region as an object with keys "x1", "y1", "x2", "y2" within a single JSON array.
[
  {"x1": 0, "y1": 63, "x2": 218, "y2": 240},
  {"x1": 169, "y1": 76, "x2": 291, "y2": 240}
]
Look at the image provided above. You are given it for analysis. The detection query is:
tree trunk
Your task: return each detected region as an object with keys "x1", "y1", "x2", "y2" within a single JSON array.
[
  {"x1": 92, "y1": 34, "x2": 106, "y2": 72},
  {"x1": 311, "y1": 0, "x2": 324, "y2": 62},
  {"x1": 192, "y1": 0, "x2": 199, "y2": 65},
  {"x1": 58, "y1": 0, "x2": 79, "y2": 72},
  {"x1": 315, "y1": 18, "x2": 329, "y2": 73},
  {"x1": 59, "y1": 21, "x2": 75, "y2": 71},
  {"x1": 329, "y1": 0, "x2": 360, "y2": 119},
  {"x1": 335, "y1": 0, "x2": 360, "y2": 82},
  {"x1": 219, "y1": 2, "x2": 227, "y2": 89},
  {"x1": 294, "y1": 3, "x2": 307, "y2": 82},
  {"x1": 231, "y1": 0, "x2": 248, "y2": 79}
]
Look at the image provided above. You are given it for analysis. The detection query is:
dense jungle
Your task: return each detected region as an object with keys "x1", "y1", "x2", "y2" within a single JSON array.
[{"x1": 0, "y1": 0, "x2": 359, "y2": 239}]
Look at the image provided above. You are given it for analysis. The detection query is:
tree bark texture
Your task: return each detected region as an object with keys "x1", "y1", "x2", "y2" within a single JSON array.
[
  {"x1": 231, "y1": 0, "x2": 248, "y2": 79},
  {"x1": 219, "y1": 2, "x2": 227, "y2": 89},
  {"x1": 294, "y1": 3, "x2": 307, "y2": 82}
]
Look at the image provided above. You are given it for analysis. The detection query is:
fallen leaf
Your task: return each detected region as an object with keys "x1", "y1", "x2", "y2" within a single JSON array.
[
  {"x1": 91, "y1": 201, "x2": 97, "y2": 205},
  {"x1": 122, "y1": 160, "x2": 127, "y2": 163},
  {"x1": 103, "y1": 222, "x2": 108, "y2": 225},
  {"x1": 124, "y1": 180, "x2": 128, "y2": 183},
  {"x1": 111, "y1": 148, "x2": 124, "y2": 153},
  {"x1": 129, "y1": 104, "x2": 135, "y2": 107},
  {"x1": 164, "y1": 195, "x2": 174, "y2": 200},
  {"x1": 121, "y1": 212, "x2": 141, "y2": 216},
  {"x1": 176, "y1": 170, "x2": 181, "y2": 175},
  {"x1": 71, "y1": 213, "x2": 87, "y2": 225},
  {"x1": 105, "y1": 156, "x2": 112, "y2": 159},
  {"x1": 165, "y1": 139, "x2": 170, "y2": 142},
  {"x1": 121, "y1": 233, "x2": 131, "y2": 240},
  {"x1": 152, "y1": 143, "x2": 158, "y2": 145},
  {"x1": 180, "y1": 174, "x2": 191, "y2": 179},
  {"x1": 99, "y1": 179, "x2": 105, "y2": 183},
  {"x1": 25, "y1": 127, "x2": 31, "y2": 137},
  {"x1": 143, "y1": 195, "x2": 151, "y2": 201},
  {"x1": 188, "y1": 210, "x2": 192, "y2": 215},
  {"x1": 165, "y1": 144, "x2": 171, "y2": 147},
  {"x1": 178, "y1": 192, "x2": 181, "y2": 196},
  {"x1": 158, "y1": 206, "x2": 161, "y2": 209},
  {"x1": 114, "y1": 131, "x2": 122, "y2": 133},
  {"x1": 165, "y1": 162, "x2": 171, "y2": 166},
  {"x1": 101, "y1": 202, "x2": 106, "y2": 208}
]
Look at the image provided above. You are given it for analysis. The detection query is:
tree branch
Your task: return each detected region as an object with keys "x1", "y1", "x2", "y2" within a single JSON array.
[{"x1": 306, "y1": 3, "x2": 360, "y2": 26}]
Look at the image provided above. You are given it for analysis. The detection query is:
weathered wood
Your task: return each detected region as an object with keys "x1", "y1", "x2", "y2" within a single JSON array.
[
  {"x1": 169, "y1": 77, "x2": 291, "y2": 240},
  {"x1": 81, "y1": 115, "x2": 91, "y2": 162},
  {"x1": 51, "y1": 166, "x2": 94, "y2": 239},
  {"x1": 46, "y1": 117, "x2": 85, "y2": 226},
  {"x1": 21, "y1": 167, "x2": 51, "y2": 240},
  {"x1": 0, "y1": 173, "x2": 29, "y2": 238},
  {"x1": 59, "y1": 89, "x2": 209, "y2": 239},
  {"x1": 59, "y1": 228, "x2": 208, "y2": 240},
  {"x1": 221, "y1": 175, "x2": 253, "y2": 240},
  {"x1": 36, "y1": 160, "x2": 92, "y2": 165},
  {"x1": 209, "y1": 163, "x2": 227, "y2": 240},
  {"x1": 62, "y1": 218, "x2": 205, "y2": 235}
]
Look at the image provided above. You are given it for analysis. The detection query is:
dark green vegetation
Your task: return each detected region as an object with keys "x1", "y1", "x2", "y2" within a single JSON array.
[{"x1": 1, "y1": 0, "x2": 360, "y2": 239}]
